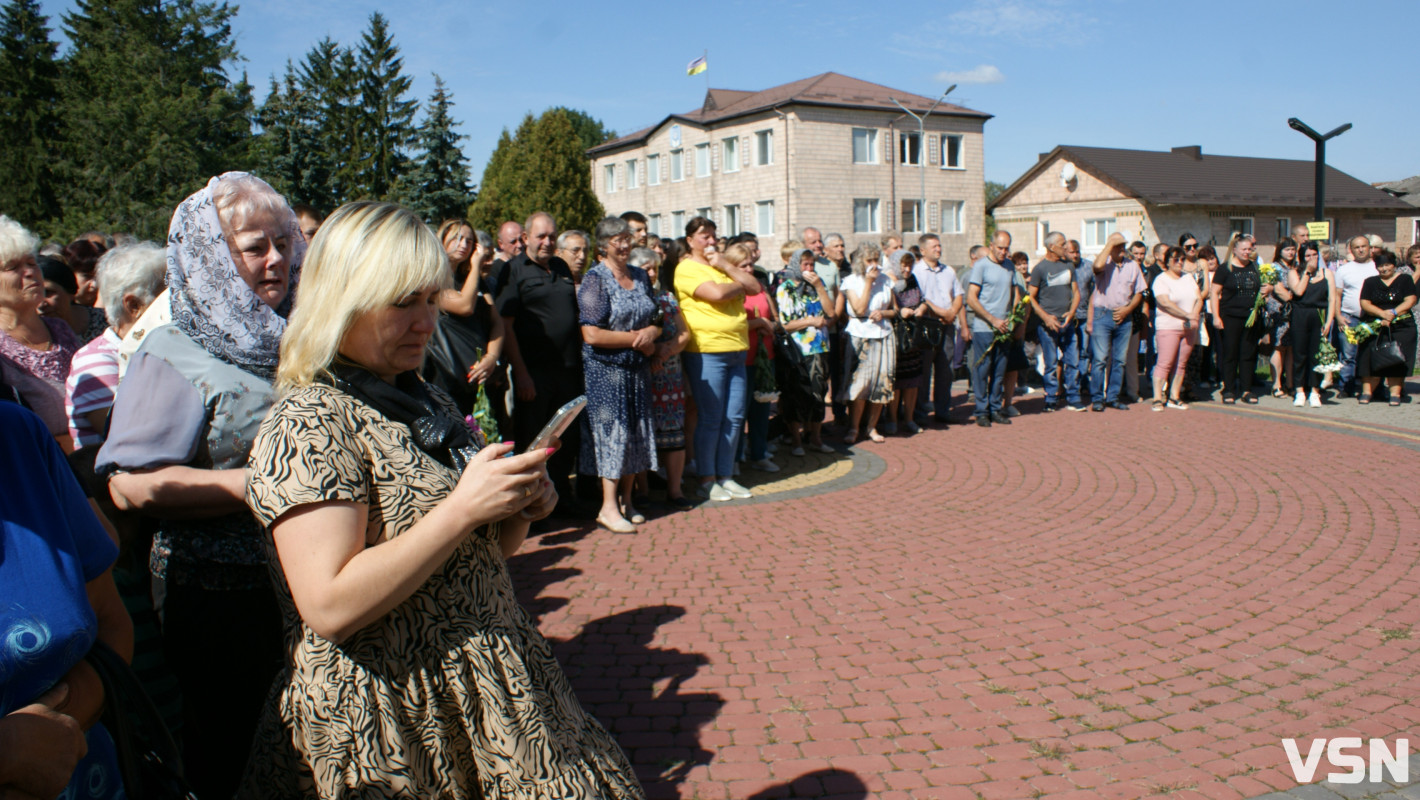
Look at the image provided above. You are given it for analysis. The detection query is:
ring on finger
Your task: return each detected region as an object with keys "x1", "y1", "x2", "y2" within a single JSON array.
[{"x1": 523, "y1": 484, "x2": 533, "y2": 498}]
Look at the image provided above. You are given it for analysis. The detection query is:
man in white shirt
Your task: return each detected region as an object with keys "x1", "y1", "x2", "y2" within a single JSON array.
[{"x1": 1333, "y1": 236, "x2": 1378, "y2": 396}]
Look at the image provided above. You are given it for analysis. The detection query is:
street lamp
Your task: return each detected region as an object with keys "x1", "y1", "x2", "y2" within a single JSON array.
[
  {"x1": 1287, "y1": 117, "x2": 1352, "y2": 237},
  {"x1": 892, "y1": 85, "x2": 956, "y2": 236}
]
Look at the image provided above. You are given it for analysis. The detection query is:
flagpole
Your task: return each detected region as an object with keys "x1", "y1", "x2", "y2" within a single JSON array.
[{"x1": 703, "y1": 49, "x2": 709, "y2": 94}]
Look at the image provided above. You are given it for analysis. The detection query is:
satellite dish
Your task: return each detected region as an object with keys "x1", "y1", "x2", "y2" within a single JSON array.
[{"x1": 1060, "y1": 162, "x2": 1077, "y2": 186}]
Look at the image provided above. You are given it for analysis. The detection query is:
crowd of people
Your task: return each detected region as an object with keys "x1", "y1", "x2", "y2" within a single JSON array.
[{"x1": 1, "y1": 167, "x2": 1415, "y2": 799}]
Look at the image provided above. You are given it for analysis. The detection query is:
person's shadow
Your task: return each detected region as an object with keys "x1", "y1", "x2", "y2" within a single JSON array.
[
  {"x1": 550, "y1": 605, "x2": 721, "y2": 799},
  {"x1": 744, "y1": 769, "x2": 870, "y2": 799},
  {"x1": 505, "y1": 544, "x2": 581, "y2": 622}
]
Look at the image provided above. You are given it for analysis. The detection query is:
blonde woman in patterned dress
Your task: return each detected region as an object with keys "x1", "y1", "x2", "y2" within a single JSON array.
[{"x1": 239, "y1": 201, "x2": 644, "y2": 799}]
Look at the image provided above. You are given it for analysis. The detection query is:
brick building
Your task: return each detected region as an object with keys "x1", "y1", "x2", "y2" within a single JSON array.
[
  {"x1": 988, "y1": 145, "x2": 1411, "y2": 260},
  {"x1": 1376, "y1": 175, "x2": 1420, "y2": 250},
  {"x1": 587, "y1": 73, "x2": 991, "y2": 265}
]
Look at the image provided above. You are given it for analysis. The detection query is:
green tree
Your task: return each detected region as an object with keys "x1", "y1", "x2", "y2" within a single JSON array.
[
  {"x1": 56, "y1": 0, "x2": 252, "y2": 238},
  {"x1": 0, "y1": 0, "x2": 61, "y2": 228},
  {"x1": 550, "y1": 106, "x2": 615, "y2": 154},
  {"x1": 253, "y1": 60, "x2": 338, "y2": 213},
  {"x1": 984, "y1": 180, "x2": 1006, "y2": 239},
  {"x1": 470, "y1": 108, "x2": 603, "y2": 236},
  {"x1": 353, "y1": 12, "x2": 416, "y2": 200},
  {"x1": 396, "y1": 74, "x2": 473, "y2": 224}
]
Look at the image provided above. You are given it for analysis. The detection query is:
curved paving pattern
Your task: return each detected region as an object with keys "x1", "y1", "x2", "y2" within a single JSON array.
[{"x1": 510, "y1": 402, "x2": 1420, "y2": 800}]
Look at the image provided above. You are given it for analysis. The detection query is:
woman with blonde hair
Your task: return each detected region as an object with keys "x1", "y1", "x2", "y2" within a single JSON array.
[
  {"x1": 426, "y1": 219, "x2": 504, "y2": 423},
  {"x1": 239, "y1": 201, "x2": 644, "y2": 799}
]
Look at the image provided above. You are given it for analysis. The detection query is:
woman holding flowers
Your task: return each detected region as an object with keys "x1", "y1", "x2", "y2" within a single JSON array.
[
  {"x1": 1209, "y1": 234, "x2": 1271, "y2": 404},
  {"x1": 1286, "y1": 241, "x2": 1336, "y2": 408},
  {"x1": 835, "y1": 242, "x2": 897, "y2": 444},
  {"x1": 1356, "y1": 251, "x2": 1417, "y2": 406},
  {"x1": 1264, "y1": 238, "x2": 1298, "y2": 397}
]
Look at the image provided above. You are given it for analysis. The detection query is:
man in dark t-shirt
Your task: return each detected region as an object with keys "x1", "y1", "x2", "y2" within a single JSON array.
[{"x1": 1028, "y1": 232, "x2": 1083, "y2": 411}]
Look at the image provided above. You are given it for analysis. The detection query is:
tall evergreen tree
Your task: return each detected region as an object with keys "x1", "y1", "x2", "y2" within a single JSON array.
[
  {"x1": 0, "y1": 0, "x2": 61, "y2": 228},
  {"x1": 469, "y1": 108, "x2": 602, "y2": 236},
  {"x1": 396, "y1": 75, "x2": 473, "y2": 224},
  {"x1": 551, "y1": 106, "x2": 615, "y2": 154},
  {"x1": 469, "y1": 116, "x2": 531, "y2": 233},
  {"x1": 57, "y1": 0, "x2": 251, "y2": 238},
  {"x1": 354, "y1": 12, "x2": 416, "y2": 201},
  {"x1": 253, "y1": 60, "x2": 337, "y2": 213},
  {"x1": 294, "y1": 38, "x2": 356, "y2": 207}
]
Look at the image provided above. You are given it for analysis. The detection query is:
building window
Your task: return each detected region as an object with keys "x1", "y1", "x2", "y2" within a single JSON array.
[
  {"x1": 695, "y1": 143, "x2": 711, "y2": 177},
  {"x1": 722, "y1": 137, "x2": 739, "y2": 173},
  {"x1": 670, "y1": 149, "x2": 684, "y2": 182},
  {"x1": 647, "y1": 154, "x2": 660, "y2": 186},
  {"x1": 724, "y1": 204, "x2": 741, "y2": 235},
  {"x1": 940, "y1": 134, "x2": 964, "y2": 169},
  {"x1": 648, "y1": 213, "x2": 661, "y2": 236},
  {"x1": 1036, "y1": 220, "x2": 1051, "y2": 252},
  {"x1": 1082, "y1": 218, "x2": 1116, "y2": 249},
  {"x1": 853, "y1": 199, "x2": 880, "y2": 233},
  {"x1": 852, "y1": 128, "x2": 878, "y2": 164},
  {"x1": 672, "y1": 210, "x2": 685, "y2": 235},
  {"x1": 756, "y1": 200, "x2": 774, "y2": 236},
  {"x1": 625, "y1": 159, "x2": 638, "y2": 190},
  {"x1": 899, "y1": 132, "x2": 921, "y2": 166},
  {"x1": 900, "y1": 199, "x2": 923, "y2": 233},
  {"x1": 941, "y1": 201, "x2": 965, "y2": 234},
  {"x1": 1230, "y1": 217, "x2": 1254, "y2": 238},
  {"x1": 603, "y1": 164, "x2": 616, "y2": 193},
  {"x1": 696, "y1": 206, "x2": 711, "y2": 221},
  {"x1": 755, "y1": 130, "x2": 773, "y2": 165},
  {"x1": 1275, "y1": 217, "x2": 1291, "y2": 242}
]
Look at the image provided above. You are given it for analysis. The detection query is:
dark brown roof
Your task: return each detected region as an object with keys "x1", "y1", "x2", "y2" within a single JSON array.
[
  {"x1": 989, "y1": 145, "x2": 1413, "y2": 212},
  {"x1": 587, "y1": 72, "x2": 991, "y2": 157}
]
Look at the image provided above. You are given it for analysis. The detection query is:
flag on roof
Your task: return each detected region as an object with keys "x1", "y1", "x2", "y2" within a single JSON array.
[{"x1": 686, "y1": 55, "x2": 707, "y2": 76}]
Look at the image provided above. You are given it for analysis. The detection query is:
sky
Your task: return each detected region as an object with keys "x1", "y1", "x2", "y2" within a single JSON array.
[{"x1": 39, "y1": 0, "x2": 1420, "y2": 189}]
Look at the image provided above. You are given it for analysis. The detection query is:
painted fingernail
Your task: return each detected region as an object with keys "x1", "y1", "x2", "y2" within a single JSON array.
[{"x1": 545, "y1": 447, "x2": 557, "y2": 455}]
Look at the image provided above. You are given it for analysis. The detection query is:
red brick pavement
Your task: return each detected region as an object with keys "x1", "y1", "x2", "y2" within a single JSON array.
[{"x1": 510, "y1": 408, "x2": 1420, "y2": 800}]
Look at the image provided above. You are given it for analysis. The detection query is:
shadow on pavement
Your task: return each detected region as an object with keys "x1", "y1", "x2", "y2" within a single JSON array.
[
  {"x1": 506, "y1": 544, "x2": 581, "y2": 623},
  {"x1": 744, "y1": 768, "x2": 870, "y2": 799}
]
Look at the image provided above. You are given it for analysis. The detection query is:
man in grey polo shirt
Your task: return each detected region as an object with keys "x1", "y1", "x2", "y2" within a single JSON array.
[
  {"x1": 966, "y1": 231, "x2": 1019, "y2": 426},
  {"x1": 1029, "y1": 232, "x2": 1083, "y2": 411},
  {"x1": 914, "y1": 233, "x2": 964, "y2": 425}
]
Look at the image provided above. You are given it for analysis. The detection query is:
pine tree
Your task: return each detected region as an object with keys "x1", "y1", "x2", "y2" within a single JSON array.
[
  {"x1": 294, "y1": 38, "x2": 355, "y2": 208},
  {"x1": 253, "y1": 61, "x2": 336, "y2": 213},
  {"x1": 56, "y1": 0, "x2": 251, "y2": 238},
  {"x1": 0, "y1": 0, "x2": 61, "y2": 228},
  {"x1": 396, "y1": 75, "x2": 473, "y2": 224},
  {"x1": 469, "y1": 108, "x2": 603, "y2": 236},
  {"x1": 469, "y1": 116, "x2": 532, "y2": 233},
  {"x1": 354, "y1": 12, "x2": 416, "y2": 201}
]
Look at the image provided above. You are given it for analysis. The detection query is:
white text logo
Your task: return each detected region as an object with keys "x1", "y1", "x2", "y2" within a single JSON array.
[{"x1": 1282, "y1": 738, "x2": 1408, "y2": 784}]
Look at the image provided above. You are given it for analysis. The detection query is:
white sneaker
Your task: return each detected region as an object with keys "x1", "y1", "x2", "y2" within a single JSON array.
[
  {"x1": 1294, "y1": 391, "x2": 1306, "y2": 407},
  {"x1": 1309, "y1": 392, "x2": 1322, "y2": 408},
  {"x1": 790, "y1": 445, "x2": 806, "y2": 457},
  {"x1": 699, "y1": 481, "x2": 732, "y2": 502},
  {"x1": 750, "y1": 458, "x2": 780, "y2": 473},
  {"x1": 718, "y1": 479, "x2": 753, "y2": 499}
]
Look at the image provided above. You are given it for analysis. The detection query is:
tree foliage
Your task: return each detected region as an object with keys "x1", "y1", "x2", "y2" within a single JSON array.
[
  {"x1": 0, "y1": 0, "x2": 61, "y2": 227},
  {"x1": 470, "y1": 108, "x2": 605, "y2": 237},
  {"x1": 395, "y1": 75, "x2": 474, "y2": 224}
]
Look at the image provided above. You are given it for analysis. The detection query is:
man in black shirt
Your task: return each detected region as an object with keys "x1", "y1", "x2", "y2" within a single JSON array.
[{"x1": 497, "y1": 211, "x2": 584, "y2": 505}]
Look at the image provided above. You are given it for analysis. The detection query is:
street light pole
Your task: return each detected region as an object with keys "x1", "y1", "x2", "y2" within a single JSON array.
[
  {"x1": 892, "y1": 85, "x2": 956, "y2": 235},
  {"x1": 1287, "y1": 117, "x2": 1352, "y2": 235}
]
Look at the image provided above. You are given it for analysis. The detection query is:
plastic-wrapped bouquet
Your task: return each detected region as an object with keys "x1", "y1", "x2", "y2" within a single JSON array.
[
  {"x1": 1245, "y1": 262, "x2": 1281, "y2": 327},
  {"x1": 973, "y1": 294, "x2": 1033, "y2": 367},
  {"x1": 463, "y1": 348, "x2": 499, "y2": 442},
  {"x1": 752, "y1": 340, "x2": 779, "y2": 403},
  {"x1": 1342, "y1": 313, "x2": 1412, "y2": 345}
]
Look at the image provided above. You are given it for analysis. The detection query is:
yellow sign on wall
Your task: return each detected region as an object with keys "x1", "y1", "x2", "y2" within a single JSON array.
[{"x1": 1306, "y1": 221, "x2": 1331, "y2": 240}]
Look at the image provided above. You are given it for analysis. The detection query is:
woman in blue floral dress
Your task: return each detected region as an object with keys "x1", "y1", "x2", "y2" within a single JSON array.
[{"x1": 636, "y1": 247, "x2": 692, "y2": 509}]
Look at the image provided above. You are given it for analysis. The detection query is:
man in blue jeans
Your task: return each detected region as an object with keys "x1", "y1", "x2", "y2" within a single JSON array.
[
  {"x1": 966, "y1": 231, "x2": 1019, "y2": 426},
  {"x1": 1068, "y1": 240, "x2": 1095, "y2": 402},
  {"x1": 1088, "y1": 232, "x2": 1145, "y2": 411},
  {"x1": 1029, "y1": 232, "x2": 1084, "y2": 411},
  {"x1": 1333, "y1": 236, "x2": 1377, "y2": 397}
]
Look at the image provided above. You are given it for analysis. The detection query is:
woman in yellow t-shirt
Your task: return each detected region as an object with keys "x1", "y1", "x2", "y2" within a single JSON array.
[{"x1": 672, "y1": 217, "x2": 762, "y2": 502}]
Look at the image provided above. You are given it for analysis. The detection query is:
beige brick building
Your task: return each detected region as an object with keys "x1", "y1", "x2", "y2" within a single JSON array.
[
  {"x1": 587, "y1": 73, "x2": 992, "y2": 265},
  {"x1": 989, "y1": 145, "x2": 1412, "y2": 261},
  {"x1": 1376, "y1": 175, "x2": 1419, "y2": 251}
]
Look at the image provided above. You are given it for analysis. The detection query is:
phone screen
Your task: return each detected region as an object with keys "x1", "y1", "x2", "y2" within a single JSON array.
[{"x1": 527, "y1": 395, "x2": 587, "y2": 453}]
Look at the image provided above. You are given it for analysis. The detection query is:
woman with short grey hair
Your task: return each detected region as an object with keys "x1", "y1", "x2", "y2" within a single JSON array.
[{"x1": 834, "y1": 242, "x2": 897, "y2": 443}]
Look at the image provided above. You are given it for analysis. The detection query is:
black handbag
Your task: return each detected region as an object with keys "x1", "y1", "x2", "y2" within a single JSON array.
[
  {"x1": 914, "y1": 317, "x2": 945, "y2": 349},
  {"x1": 423, "y1": 311, "x2": 490, "y2": 415},
  {"x1": 895, "y1": 319, "x2": 918, "y2": 354},
  {"x1": 1369, "y1": 328, "x2": 1405, "y2": 371},
  {"x1": 86, "y1": 639, "x2": 197, "y2": 799}
]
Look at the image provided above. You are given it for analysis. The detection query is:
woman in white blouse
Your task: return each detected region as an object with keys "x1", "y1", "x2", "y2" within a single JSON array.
[{"x1": 834, "y1": 243, "x2": 898, "y2": 443}]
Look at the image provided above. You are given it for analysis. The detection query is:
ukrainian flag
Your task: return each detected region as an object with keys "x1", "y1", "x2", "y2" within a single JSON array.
[{"x1": 686, "y1": 55, "x2": 707, "y2": 76}]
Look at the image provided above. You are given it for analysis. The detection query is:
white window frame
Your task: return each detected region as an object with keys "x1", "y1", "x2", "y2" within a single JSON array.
[
  {"x1": 695, "y1": 143, "x2": 711, "y2": 178},
  {"x1": 941, "y1": 200, "x2": 965, "y2": 235},
  {"x1": 852, "y1": 128, "x2": 878, "y2": 164},
  {"x1": 756, "y1": 200, "x2": 774, "y2": 236},
  {"x1": 722, "y1": 137, "x2": 739, "y2": 173},
  {"x1": 853, "y1": 198, "x2": 881, "y2": 234},
  {"x1": 723, "y1": 204, "x2": 741, "y2": 236},
  {"x1": 670, "y1": 149, "x2": 684, "y2": 182},
  {"x1": 900, "y1": 199, "x2": 923, "y2": 234},
  {"x1": 1081, "y1": 218, "x2": 1117, "y2": 252},
  {"x1": 696, "y1": 206, "x2": 711, "y2": 221},
  {"x1": 603, "y1": 163, "x2": 616, "y2": 193},
  {"x1": 647, "y1": 154, "x2": 661, "y2": 186},
  {"x1": 1229, "y1": 217, "x2": 1254, "y2": 238},
  {"x1": 755, "y1": 129, "x2": 773, "y2": 166},
  {"x1": 671, "y1": 210, "x2": 685, "y2": 236},
  {"x1": 939, "y1": 134, "x2": 964, "y2": 170},
  {"x1": 647, "y1": 213, "x2": 661, "y2": 236},
  {"x1": 899, "y1": 132, "x2": 921, "y2": 166},
  {"x1": 625, "y1": 158, "x2": 638, "y2": 190},
  {"x1": 1035, "y1": 220, "x2": 1051, "y2": 253}
]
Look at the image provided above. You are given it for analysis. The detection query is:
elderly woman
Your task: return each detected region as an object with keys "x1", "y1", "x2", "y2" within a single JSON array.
[
  {"x1": 1357, "y1": 251, "x2": 1418, "y2": 406},
  {"x1": 637, "y1": 246, "x2": 693, "y2": 509},
  {"x1": 95, "y1": 172, "x2": 304, "y2": 797},
  {"x1": 578, "y1": 216, "x2": 661, "y2": 531},
  {"x1": 774, "y1": 246, "x2": 834, "y2": 454},
  {"x1": 238, "y1": 201, "x2": 643, "y2": 799},
  {"x1": 0, "y1": 215, "x2": 81, "y2": 450},
  {"x1": 64, "y1": 243, "x2": 167, "y2": 448},
  {"x1": 834, "y1": 242, "x2": 897, "y2": 443},
  {"x1": 39, "y1": 255, "x2": 109, "y2": 343},
  {"x1": 887, "y1": 249, "x2": 927, "y2": 433},
  {"x1": 427, "y1": 219, "x2": 504, "y2": 424},
  {"x1": 674, "y1": 217, "x2": 761, "y2": 502}
]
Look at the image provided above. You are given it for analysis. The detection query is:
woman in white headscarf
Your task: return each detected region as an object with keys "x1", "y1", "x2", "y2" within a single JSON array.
[{"x1": 95, "y1": 172, "x2": 305, "y2": 798}]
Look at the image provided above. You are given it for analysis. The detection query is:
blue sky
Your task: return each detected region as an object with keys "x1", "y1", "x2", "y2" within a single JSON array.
[{"x1": 40, "y1": 0, "x2": 1420, "y2": 188}]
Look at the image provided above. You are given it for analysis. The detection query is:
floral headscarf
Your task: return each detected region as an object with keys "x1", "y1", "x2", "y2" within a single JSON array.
[{"x1": 167, "y1": 173, "x2": 306, "y2": 379}]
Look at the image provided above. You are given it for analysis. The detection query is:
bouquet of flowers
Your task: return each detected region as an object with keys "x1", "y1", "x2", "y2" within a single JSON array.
[
  {"x1": 463, "y1": 348, "x2": 499, "y2": 442},
  {"x1": 753, "y1": 340, "x2": 780, "y2": 403},
  {"x1": 1342, "y1": 313, "x2": 1412, "y2": 346},
  {"x1": 973, "y1": 294, "x2": 1033, "y2": 367},
  {"x1": 1245, "y1": 262, "x2": 1281, "y2": 327},
  {"x1": 1315, "y1": 333, "x2": 1342, "y2": 375}
]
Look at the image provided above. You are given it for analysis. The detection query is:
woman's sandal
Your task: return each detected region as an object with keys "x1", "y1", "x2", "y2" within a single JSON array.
[
  {"x1": 867, "y1": 430, "x2": 886, "y2": 443},
  {"x1": 1222, "y1": 397, "x2": 1237, "y2": 405},
  {"x1": 1390, "y1": 398, "x2": 1402, "y2": 407},
  {"x1": 596, "y1": 514, "x2": 637, "y2": 534},
  {"x1": 1151, "y1": 399, "x2": 1165, "y2": 412}
]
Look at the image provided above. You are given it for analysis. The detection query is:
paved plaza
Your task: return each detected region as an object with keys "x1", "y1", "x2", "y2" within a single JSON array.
[{"x1": 511, "y1": 384, "x2": 1420, "y2": 800}]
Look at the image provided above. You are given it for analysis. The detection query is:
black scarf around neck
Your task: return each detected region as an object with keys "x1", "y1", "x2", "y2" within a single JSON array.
[{"x1": 324, "y1": 361, "x2": 480, "y2": 473}]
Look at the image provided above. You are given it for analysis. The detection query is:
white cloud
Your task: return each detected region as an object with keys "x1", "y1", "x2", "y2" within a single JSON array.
[
  {"x1": 933, "y1": 65, "x2": 1005, "y2": 85},
  {"x1": 947, "y1": 0, "x2": 1070, "y2": 38}
]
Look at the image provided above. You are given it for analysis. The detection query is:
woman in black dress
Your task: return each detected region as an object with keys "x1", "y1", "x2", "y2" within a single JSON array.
[
  {"x1": 428, "y1": 220, "x2": 505, "y2": 425},
  {"x1": 1285, "y1": 241, "x2": 1336, "y2": 408},
  {"x1": 1357, "y1": 251, "x2": 1417, "y2": 406}
]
